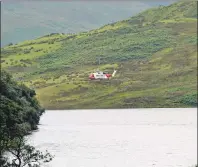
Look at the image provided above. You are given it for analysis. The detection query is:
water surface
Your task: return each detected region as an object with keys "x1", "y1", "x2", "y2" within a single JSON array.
[{"x1": 29, "y1": 108, "x2": 197, "y2": 167}]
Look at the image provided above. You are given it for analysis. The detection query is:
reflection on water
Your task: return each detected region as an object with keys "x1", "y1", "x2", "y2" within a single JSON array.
[{"x1": 28, "y1": 108, "x2": 197, "y2": 167}]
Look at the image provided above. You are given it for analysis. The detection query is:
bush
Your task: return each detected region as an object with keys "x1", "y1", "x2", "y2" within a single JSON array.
[{"x1": 179, "y1": 93, "x2": 197, "y2": 106}]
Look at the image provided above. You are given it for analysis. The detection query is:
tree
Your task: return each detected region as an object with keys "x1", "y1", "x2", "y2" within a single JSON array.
[
  {"x1": 1, "y1": 136, "x2": 54, "y2": 167},
  {"x1": 0, "y1": 70, "x2": 54, "y2": 167},
  {"x1": 8, "y1": 43, "x2": 13, "y2": 46}
]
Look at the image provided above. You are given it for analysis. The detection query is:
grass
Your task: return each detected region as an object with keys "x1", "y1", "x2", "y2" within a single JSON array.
[{"x1": 1, "y1": 1, "x2": 197, "y2": 109}]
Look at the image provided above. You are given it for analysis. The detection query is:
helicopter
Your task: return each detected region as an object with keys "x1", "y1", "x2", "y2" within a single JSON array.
[
  {"x1": 89, "y1": 57, "x2": 117, "y2": 80},
  {"x1": 89, "y1": 69, "x2": 117, "y2": 80}
]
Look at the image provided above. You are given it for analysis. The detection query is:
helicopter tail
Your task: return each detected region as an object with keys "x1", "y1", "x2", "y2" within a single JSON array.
[{"x1": 112, "y1": 70, "x2": 117, "y2": 77}]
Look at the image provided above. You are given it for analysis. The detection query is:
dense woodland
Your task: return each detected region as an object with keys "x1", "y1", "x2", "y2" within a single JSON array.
[{"x1": 0, "y1": 70, "x2": 53, "y2": 167}]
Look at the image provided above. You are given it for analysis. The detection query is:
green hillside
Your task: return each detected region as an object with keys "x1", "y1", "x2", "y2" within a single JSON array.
[{"x1": 1, "y1": 1, "x2": 197, "y2": 109}]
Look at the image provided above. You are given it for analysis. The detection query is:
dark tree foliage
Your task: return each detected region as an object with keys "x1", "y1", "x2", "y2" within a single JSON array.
[{"x1": 0, "y1": 70, "x2": 52, "y2": 166}]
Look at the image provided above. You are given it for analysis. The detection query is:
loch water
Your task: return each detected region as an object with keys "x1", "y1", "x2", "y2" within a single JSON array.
[{"x1": 28, "y1": 108, "x2": 197, "y2": 167}]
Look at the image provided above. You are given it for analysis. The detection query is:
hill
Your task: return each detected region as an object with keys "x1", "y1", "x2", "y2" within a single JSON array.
[
  {"x1": 2, "y1": 1, "x2": 167, "y2": 47},
  {"x1": 1, "y1": 1, "x2": 197, "y2": 109}
]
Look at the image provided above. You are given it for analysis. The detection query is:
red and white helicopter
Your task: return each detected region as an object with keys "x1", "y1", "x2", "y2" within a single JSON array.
[
  {"x1": 89, "y1": 57, "x2": 117, "y2": 80},
  {"x1": 89, "y1": 69, "x2": 117, "y2": 80}
]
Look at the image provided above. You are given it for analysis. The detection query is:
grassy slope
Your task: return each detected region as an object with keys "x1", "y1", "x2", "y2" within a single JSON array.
[{"x1": 1, "y1": 1, "x2": 197, "y2": 109}]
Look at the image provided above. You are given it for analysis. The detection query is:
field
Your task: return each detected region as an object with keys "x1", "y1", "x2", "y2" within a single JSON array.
[{"x1": 1, "y1": 1, "x2": 197, "y2": 109}]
